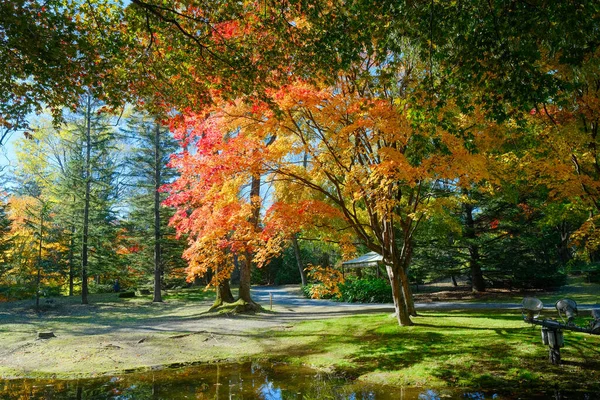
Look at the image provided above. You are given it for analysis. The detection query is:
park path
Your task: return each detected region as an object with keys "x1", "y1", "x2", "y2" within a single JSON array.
[{"x1": 251, "y1": 285, "x2": 600, "y2": 312}]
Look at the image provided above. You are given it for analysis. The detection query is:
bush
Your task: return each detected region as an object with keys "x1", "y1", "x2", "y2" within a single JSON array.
[
  {"x1": 0, "y1": 284, "x2": 35, "y2": 301},
  {"x1": 587, "y1": 270, "x2": 600, "y2": 283},
  {"x1": 572, "y1": 263, "x2": 600, "y2": 283},
  {"x1": 163, "y1": 276, "x2": 188, "y2": 289},
  {"x1": 88, "y1": 282, "x2": 115, "y2": 294},
  {"x1": 338, "y1": 278, "x2": 392, "y2": 303},
  {"x1": 303, "y1": 278, "x2": 393, "y2": 303},
  {"x1": 43, "y1": 285, "x2": 62, "y2": 297}
]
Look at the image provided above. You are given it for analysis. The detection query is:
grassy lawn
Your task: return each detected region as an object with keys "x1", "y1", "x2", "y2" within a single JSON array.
[
  {"x1": 270, "y1": 310, "x2": 600, "y2": 392},
  {"x1": 1, "y1": 284, "x2": 599, "y2": 394}
]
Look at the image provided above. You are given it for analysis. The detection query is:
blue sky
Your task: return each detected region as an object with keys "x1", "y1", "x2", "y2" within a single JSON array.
[{"x1": 0, "y1": 133, "x2": 17, "y2": 168}]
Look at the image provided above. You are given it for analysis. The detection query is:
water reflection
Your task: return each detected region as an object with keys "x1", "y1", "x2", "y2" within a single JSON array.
[{"x1": 0, "y1": 362, "x2": 597, "y2": 399}]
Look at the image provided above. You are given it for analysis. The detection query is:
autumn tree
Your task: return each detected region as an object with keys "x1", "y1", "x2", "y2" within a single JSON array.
[
  {"x1": 165, "y1": 111, "x2": 272, "y2": 310},
  {"x1": 0, "y1": 0, "x2": 128, "y2": 134},
  {"x1": 167, "y1": 49, "x2": 504, "y2": 325}
]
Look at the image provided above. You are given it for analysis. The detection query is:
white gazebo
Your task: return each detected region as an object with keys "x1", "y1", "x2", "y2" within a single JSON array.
[{"x1": 341, "y1": 251, "x2": 384, "y2": 278}]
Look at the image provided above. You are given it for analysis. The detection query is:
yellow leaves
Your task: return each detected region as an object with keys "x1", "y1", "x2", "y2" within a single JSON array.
[
  {"x1": 305, "y1": 264, "x2": 344, "y2": 299},
  {"x1": 572, "y1": 215, "x2": 600, "y2": 257},
  {"x1": 376, "y1": 147, "x2": 421, "y2": 185},
  {"x1": 290, "y1": 16, "x2": 311, "y2": 30}
]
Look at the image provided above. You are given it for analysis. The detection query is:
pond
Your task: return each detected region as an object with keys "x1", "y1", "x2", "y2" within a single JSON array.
[{"x1": 0, "y1": 362, "x2": 596, "y2": 399}]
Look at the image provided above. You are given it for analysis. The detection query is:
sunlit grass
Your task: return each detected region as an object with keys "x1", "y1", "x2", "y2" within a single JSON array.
[
  {"x1": 271, "y1": 310, "x2": 600, "y2": 392},
  {"x1": 1, "y1": 283, "x2": 598, "y2": 391}
]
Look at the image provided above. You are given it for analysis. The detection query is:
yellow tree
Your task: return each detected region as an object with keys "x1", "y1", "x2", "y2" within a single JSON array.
[
  {"x1": 518, "y1": 47, "x2": 600, "y2": 259},
  {"x1": 3, "y1": 195, "x2": 66, "y2": 303}
]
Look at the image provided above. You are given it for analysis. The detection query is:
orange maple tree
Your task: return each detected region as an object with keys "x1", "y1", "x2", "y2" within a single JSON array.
[{"x1": 165, "y1": 54, "x2": 501, "y2": 325}]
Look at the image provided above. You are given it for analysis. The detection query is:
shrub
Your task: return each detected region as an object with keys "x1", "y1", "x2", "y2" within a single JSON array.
[
  {"x1": 338, "y1": 278, "x2": 392, "y2": 303},
  {"x1": 588, "y1": 270, "x2": 600, "y2": 283},
  {"x1": 43, "y1": 285, "x2": 62, "y2": 297},
  {"x1": 163, "y1": 276, "x2": 188, "y2": 289},
  {"x1": 88, "y1": 282, "x2": 115, "y2": 294},
  {"x1": 302, "y1": 278, "x2": 393, "y2": 303},
  {"x1": 0, "y1": 284, "x2": 35, "y2": 301}
]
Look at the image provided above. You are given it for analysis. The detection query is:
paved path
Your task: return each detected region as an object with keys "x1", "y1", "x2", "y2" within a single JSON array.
[{"x1": 251, "y1": 285, "x2": 600, "y2": 312}]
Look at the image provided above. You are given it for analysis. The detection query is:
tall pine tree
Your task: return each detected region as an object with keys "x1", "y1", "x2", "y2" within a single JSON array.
[{"x1": 123, "y1": 113, "x2": 185, "y2": 302}]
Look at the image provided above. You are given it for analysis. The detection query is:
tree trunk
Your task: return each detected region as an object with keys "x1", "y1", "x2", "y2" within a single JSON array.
[
  {"x1": 463, "y1": 201, "x2": 485, "y2": 292},
  {"x1": 400, "y1": 240, "x2": 417, "y2": 316},
  {"x1": 211, "y1": 279, "x2": 235, "y2": 309},
  {"x1": 381, "y1": 217, "x2": 413, "y2": 325},
  {"x1": 386, "y1": 265, "x2": 412, "y2": 326},
  {"x1": 68, "y1": 221, "x2": 75, "y2": 296},
  {"x1": 218, "y1": 279, "x2": 235, "y2": 303},
  {"x1": 238, "y1": 253, "x2": 255, "y2": 304},
  {"x1": 153, "y1": 122, "x2": 162, "y2": 303},
  {"x1": 236, "y1": 174, "x2": 261, "y2": 307},
  {"x1": 292, "y1": 235, "x2": 307, "y2": 286},
  {"x1": 399, "y1": 265, "x2": 416, "y2": 316},
  {"x1": 35, "y1": 205, "x2": 44, "y2": 310},
  {"x1": 557, "y1": 221, "x2": 572, "y2": 266},
  {"x1": 81, "y1": 95, "x2": 91, "y2": 305}
]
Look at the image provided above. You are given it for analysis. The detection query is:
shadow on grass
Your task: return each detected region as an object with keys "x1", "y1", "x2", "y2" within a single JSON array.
[{"x1": 258, "y1": 312, "x2": 600, "y2": 393}]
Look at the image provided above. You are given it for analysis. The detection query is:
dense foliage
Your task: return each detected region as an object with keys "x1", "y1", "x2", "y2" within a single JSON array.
[
  {"x1": 302, "y1": 278, "x2": 393, "y2": 304},
  {"x1": 1, "y1": 1, "x2": 600, "y2": 326}
]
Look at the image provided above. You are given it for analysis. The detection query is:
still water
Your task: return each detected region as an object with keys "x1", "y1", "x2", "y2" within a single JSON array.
[{"x1": 0, "y1": 362, "x2": 596, "y2": 399}]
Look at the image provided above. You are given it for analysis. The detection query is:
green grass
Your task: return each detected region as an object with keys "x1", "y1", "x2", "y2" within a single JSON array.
[
  {"x1": 268, "y1": 310, "x2": 600, "y2": 392},
  {"x1": 161, "y1": 287, "x2": 217, "y2": 302},
  {"x1": 1, "y1": 285, "x2": 599, "y2": 393},
  {"x1": 537, "y1": 275, "x2": 600, "y2": 304}
]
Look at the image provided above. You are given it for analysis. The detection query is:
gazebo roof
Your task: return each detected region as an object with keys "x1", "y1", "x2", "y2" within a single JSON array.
[{"x1": 341, "y1": 251, "x2": 383, "y2": 268}]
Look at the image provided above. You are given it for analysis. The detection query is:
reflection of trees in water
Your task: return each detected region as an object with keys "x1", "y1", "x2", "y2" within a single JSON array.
[{"x1": 0, "y1": 363, "x2": 587, "y2": 399}]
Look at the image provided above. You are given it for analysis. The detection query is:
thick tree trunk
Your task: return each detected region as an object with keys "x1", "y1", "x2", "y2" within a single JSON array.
[
  {"x1": 236, "y1": 174, "x2": 261, "y2": 306},
  {"x1": 81, "y1": 95, "x2": 91, "y2": 305},
  {"x1": 399, "y1": 239, "x2": 417, "y2": 316},
  {"x1": 211, "y1": 279, "x2": 235, "y2": 309},
  {"x1": 463, "y1": 201, "x2": 485, "y2": 292},
  {"x1": 153, "y1": 123, "x2": 163, "y2": 303},
  {"x1": 399, "y1": 266, "x2": 416, "y2": 316},
  {"x1": 238, "y1": 254, "x2": 255, "y2": 303},
  {"x1": 386, "y1": 265, "x2": 412, "y2": 326},
  {"x1": 381, "y1": 218, "x2": 413, "y2": 325},
  {"x1": 292, "y1": 235, "x2": 307, "y2": 286},
  {"x1": 218, "y1": 280, "x2": 235, "y2": 303},
  {"x1": 557, "y1": 221, "x2": 572, "y2": 265}
]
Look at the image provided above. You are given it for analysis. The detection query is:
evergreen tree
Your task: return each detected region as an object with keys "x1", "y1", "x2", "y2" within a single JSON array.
[
  {"x1": 17, "y1": 96, "x2": 127, "y2": 301},
  {"x1": 122, "y1": 113, "x2": 185, "y2": 301},
  {"x1": 67, "y1": 95, "x2": 124, "y2": 303},
  {"x1": 0, "y1": 195, "x2": 12, "y2": 279}
]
